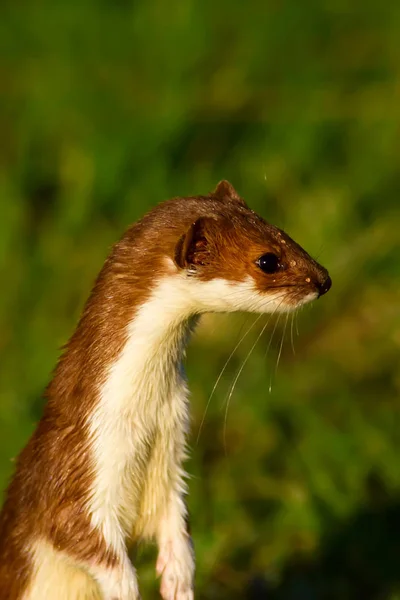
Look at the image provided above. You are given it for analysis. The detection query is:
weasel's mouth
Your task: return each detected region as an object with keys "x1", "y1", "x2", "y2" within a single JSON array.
[
  {"x1": 275, "y1": 275, "x2": 332, "y2": 299},
  {"x1": 251, "y1": 285, "x2": 319, "y2": 316},
  {"x1": 266, "y1": 281, "x2": 328, "y2": 305},
  {"x1": 265, "y1": 285, "x2": 320, "y2": 312},
  {"x1": 292, "y1": 290, "x2": 320, "y2": 307}
]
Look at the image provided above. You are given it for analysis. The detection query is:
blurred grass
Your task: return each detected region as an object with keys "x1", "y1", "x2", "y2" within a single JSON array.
[{"x1": 1, "y1": 0, "x2": 400, "y2": 598}]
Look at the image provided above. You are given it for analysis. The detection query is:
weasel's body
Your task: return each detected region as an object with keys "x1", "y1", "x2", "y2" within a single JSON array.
[{"x1": 0, "y1": 182, "x2": 331, "y2": 599}]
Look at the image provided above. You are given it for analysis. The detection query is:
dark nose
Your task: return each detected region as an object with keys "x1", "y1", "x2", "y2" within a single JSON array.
[{"x1": 317, "y1": 275, "x2": 332, "y2": 297}]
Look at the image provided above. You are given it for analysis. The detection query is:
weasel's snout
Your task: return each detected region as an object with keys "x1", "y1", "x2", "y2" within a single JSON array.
[{"x1": 316, "y1": 274, "x2": 332, "y2": 297}]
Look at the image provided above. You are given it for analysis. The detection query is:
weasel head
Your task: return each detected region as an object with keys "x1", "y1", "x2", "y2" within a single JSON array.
[{"x1": 173, "y1": 180, "x2": 331, "y2": 315}]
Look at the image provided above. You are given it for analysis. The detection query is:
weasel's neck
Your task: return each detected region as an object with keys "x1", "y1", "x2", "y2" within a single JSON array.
[
  {"x1": 86, "y1": 275, "x2": 198, "y2": 548},
  {"x1": 98, "y1": 284, "x2": 196, "y2": 416}
]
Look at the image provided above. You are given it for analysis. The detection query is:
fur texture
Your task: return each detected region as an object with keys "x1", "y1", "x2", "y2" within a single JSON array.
[{"x1": 0, "y1": 182, "x2": 331, "y2": 599}]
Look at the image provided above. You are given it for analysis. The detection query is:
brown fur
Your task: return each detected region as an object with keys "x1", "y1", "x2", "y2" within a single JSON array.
[{"x1": 0, "y1": 182, "x2": 330, "y2": 598}]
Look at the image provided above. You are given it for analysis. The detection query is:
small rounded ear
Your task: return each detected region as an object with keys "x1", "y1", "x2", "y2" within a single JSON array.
[
  {"x1": 213, "y1": 180, "x2": 247, "y2": 207},
  {"x1": 174, "y1": 217, "x2": 218, "y2": 270}
]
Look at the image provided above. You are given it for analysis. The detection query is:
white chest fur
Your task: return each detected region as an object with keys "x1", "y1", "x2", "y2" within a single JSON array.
[
  {"x1": 88, "y1": 287, "x2": 194, "y2": 553},
  {"x1": 86, "y1": 264, "x2": 292, "y2": 555}
]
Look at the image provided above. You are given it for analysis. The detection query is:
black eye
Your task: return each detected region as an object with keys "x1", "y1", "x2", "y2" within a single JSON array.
[{"x1": 257, "y1": 253, "x2": 280, "y2": 274}]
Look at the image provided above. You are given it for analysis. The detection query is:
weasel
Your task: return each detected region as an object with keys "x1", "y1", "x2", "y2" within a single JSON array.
[{"x1": 0, "y1": 181, "x2": 331, "y2": 600}]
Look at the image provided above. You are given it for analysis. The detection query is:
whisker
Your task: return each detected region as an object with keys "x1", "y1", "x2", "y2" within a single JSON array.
[
  {"x1": 195, "y1": 313, "x2": 263, "y2": 444},
  {"x1": 263, "y1": 308, "x2": 285, "y2": 361},
  {"x1": 267, "y1": 313, "x2": 282, "y2": 394},
  {"x1": 314, "y1": 244, "x2": 325, "y2": 262},
  {"x1": 290, "y1": 312, "x2": 296, "y2": 355},
  {"x1": 222, "y1": 318, "x2": 270, "y2": 454},
  {"x1": 274, "y1": 311, "x2": 289, "y2": 380},
  {"x1": 281, "y1": 313, "x2": 290, "y2": 362},
  {"x1": 222, "y1": 297, "x2": 287, "y2": 453},
  {"x1": 195, "y1": 291, "x2": 292, "y2": 444},
  {"x1": 295, "y1": 309, "x2": 300, "y2": 337}
]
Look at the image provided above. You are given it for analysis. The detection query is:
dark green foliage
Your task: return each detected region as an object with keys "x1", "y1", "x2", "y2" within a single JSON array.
[{"x1": 1, "y1": 1, "x2": 399, "y2": 597}]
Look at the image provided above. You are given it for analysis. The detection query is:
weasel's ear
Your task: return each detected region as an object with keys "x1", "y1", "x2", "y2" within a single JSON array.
[
  {"x1": 213, "y1": 180, "x2": 247, "y2": 207},
  {"x1": 174, "y1": 217, "x2": 218, "y2": 270}
]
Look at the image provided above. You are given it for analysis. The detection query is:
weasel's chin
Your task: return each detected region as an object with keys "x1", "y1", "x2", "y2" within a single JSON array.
[
  {"x1": 289, "y1": 290, "x2": 319, "y2": 309},
  {"x1": 261, "y1": 289, "x2": 319, "y2": 314}
]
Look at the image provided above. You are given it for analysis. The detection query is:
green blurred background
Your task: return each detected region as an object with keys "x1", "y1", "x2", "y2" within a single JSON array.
[{"x1": 1, "y1": 1, "x2": 400, "y2": 598}]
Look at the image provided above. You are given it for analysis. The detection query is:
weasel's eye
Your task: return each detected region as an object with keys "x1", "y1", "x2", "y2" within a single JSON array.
[{"x1": 257, "y1": 253, "x2": 280, "y2": 274}]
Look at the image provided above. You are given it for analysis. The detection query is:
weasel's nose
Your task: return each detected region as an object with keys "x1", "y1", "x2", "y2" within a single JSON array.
[{"x1": 317, "y1": 275, "x2": 332, "y2": 297}]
